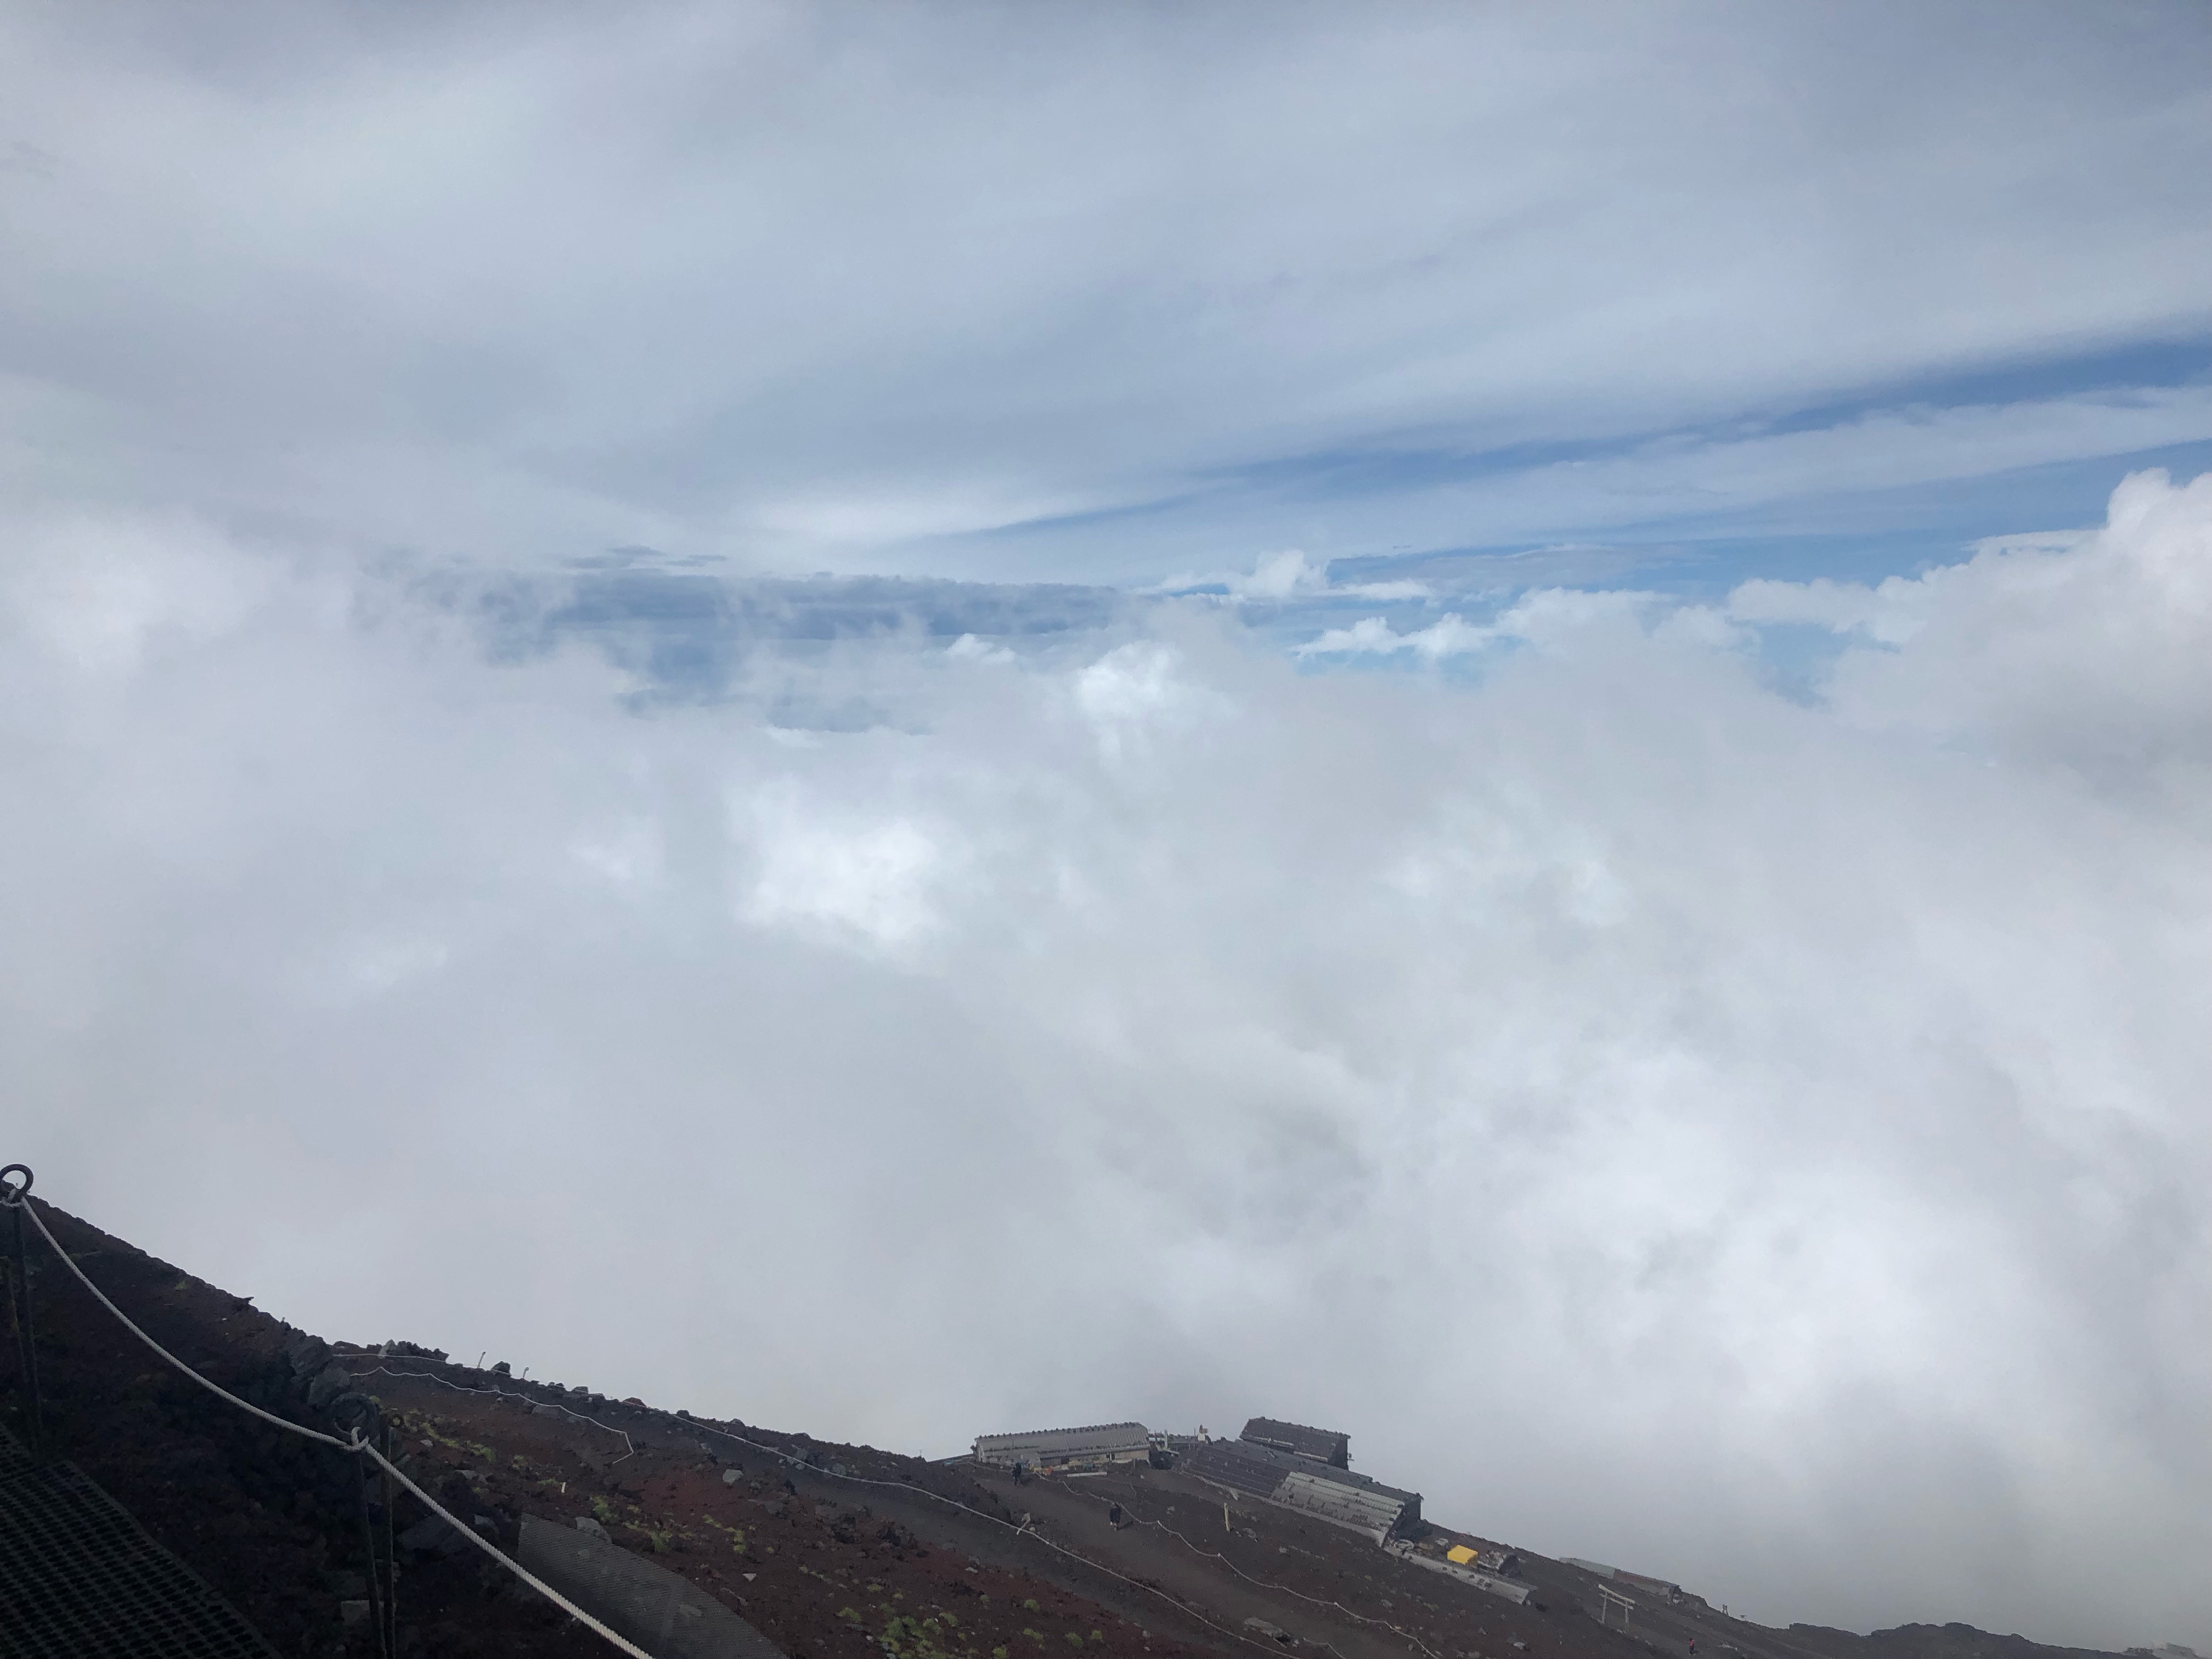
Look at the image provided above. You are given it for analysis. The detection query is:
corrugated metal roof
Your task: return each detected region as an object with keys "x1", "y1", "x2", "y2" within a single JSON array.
[
  {"x1": 1176, "y1": 1440, "x2": 1286, "y2": 1499},
  {"x1": 1238, "y1": 1418, "x2": 1350, "y2": 1467},
  {"x1": 972, "y1": 1423, "x2": 1150, "y2": 1467},
  {"x1": 1192, "y1": 1437, "x2": 1419, "y2": 1508},
  {"x1": 1178, "y1": 1441, "x2": 1417, "y2": 1543},
  {"x1": 1270, "y1": 1470, "x2": 1403, "y2": 1543}
]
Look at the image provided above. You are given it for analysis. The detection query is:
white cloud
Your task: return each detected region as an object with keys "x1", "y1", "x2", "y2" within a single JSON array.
[
  {"x1": 4, "y1": 473, "x2": 2209, "y2": 1649},
  {"x1": 740, "y1": 782, "x2": 953, "y2": 957},
  {"x1": 1296, "y1": 589, "x2": 1661, "y2": 660},
  {"x1": 1072, "y1": 638, "x2": 1232, "y2": 762},
  {"x1": 1158, "y1": 549, "x2": 1434, "y2": 606},
  {"x1": 1229, "y1": 550, "x2": 1324, "y2": 600},
  {"x1": 1297, "y1": 612, "x2": 1492, "y2": 659},
  {"x1": 944, "y1": 631, "x2": 1017, "y2": 667},
  {"x1": 1733, "y1": 467, "x2": 2212, "y2": 802}
]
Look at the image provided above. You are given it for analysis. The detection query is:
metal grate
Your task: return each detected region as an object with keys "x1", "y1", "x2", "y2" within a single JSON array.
[
  {"x1": 519, "y1": 1513, "x2": 786, "y2": 1659},
  {"x1": 0, "y1": 1423, "x2": 280, "y2": 1659}
]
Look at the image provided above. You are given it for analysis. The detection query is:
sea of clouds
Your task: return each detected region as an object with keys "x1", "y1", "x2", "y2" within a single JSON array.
[{"x1": 4, "y1": 471, "x2": 2208, "y2": 1647}]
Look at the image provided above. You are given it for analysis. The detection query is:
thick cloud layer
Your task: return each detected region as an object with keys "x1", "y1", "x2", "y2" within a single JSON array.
[{"x1": 5, "y1": 473, "x2": 2208, "y2": 1649}]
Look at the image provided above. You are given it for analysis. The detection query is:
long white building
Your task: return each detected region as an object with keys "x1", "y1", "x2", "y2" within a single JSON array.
[{"x1": 972, "y1": 1421, "x2": 1152, "y2": 1470}]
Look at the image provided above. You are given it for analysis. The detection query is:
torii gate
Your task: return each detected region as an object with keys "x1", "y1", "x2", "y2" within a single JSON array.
[{"x1": 1594, "y1": 1584, "x2": 1637, "y2": 1630}]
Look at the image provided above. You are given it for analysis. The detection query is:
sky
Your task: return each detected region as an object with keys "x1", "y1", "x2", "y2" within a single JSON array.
[{"x1": 2, "y1": 2, "x2": 2210, "y2": 1651}]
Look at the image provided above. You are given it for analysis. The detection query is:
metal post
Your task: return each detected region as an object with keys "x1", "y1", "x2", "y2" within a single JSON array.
[
  {"x1": 354, "y1": 1452, "x2": 392, "y2": 1659},
  {"x1": 1, "y1": 1164, "x2": 42, "y2": 1461},
  {"x1": 385, "y1": 1424, "x2": 399, "y2": 1657},
  {"x1": 335, "y1": 1394, "x2": 393, "y2": 1659}
]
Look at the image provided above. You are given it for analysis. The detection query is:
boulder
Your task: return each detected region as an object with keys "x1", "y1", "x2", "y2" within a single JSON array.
[
  {"x1": 399, "y1": 1513, "x2": 474, "y2": 1559},
  {"x1": 285, "y1": 1332, "x2": 332, "y2": 1379}
]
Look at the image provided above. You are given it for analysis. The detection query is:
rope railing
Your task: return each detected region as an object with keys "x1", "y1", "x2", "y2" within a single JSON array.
[
  {"x1": 0, "y1": 1166, "x2": 1436, "y2": 1659},
  {"x1": 337, "y1": 1356, "x2": 638, "y2": 1463},
  {"x1": 0, "y1": 1167, "x2": 657, "y2": 1659},
  {"x1": 359, "y1": 1347, "x2": 1297, "y2": 1658},
  {"x1": 1036, "y1": 1470, "x2": 1444, "y2": 1659}
]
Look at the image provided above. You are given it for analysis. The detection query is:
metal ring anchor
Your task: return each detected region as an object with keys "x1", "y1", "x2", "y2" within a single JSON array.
[
  {"x1": 329, "y1": 1392, "x2": 385, "y2": 1446},
  {"x1": 3, "y1": 1161, "x2": 42, "y2": 1457}
]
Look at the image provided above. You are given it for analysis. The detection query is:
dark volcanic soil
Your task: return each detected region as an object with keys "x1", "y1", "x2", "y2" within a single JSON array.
[
  {"x1": 3, "y1": 1200, "x2": 608, "y2": 1657},
  {"x1": 2, "y1": 1199, "x2": 1241, "y2": 1659},
  {"x1": 0, "y1": 1196, "x2": 2141, "y2": 1659},
  {"x1": 347, "y1": 1369, "x2": 1229, "y2": 1659}
]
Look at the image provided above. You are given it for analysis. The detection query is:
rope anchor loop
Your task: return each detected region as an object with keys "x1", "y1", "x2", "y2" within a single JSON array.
[
  {"x1": 0, "y1": 1164, "x2": 31, "y2": 1206},
  {"x1": 329, "y1": 1392, "x2": 383, "y2": 1452}
]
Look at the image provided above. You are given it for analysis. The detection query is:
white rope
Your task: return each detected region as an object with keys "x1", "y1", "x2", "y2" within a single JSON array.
[
  {"x1": 370, "y1": 1354, "x2": 1288, "y2": 1659},
  {"x1": 12, "y1": 1186, "x2": 1380, "y2": 1659},
  {"x1": 347, "y1": 1361, "x2": 636, "y2": 1463},
  {"x1": 1045, "y1": 1473, "x2": 1443, "y2": 1659},
  {"x1": 355, "y1": 1436, "x2": 657, "y2": 1659},
  {"x1": 11, "y1": 1193, "x2": 354, "y2": 1451},
  {"x1": 623, "y1": 1406, "x2": 1297, "y2": 1656},
  {"x1": 8, "y1": 1193, "x2": 660, "y2": 1659}
]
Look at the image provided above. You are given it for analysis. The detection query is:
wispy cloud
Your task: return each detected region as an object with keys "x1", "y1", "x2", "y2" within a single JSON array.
[
  {"x1": 1, "y1": 3, "x2": 2204, "y2": 576},
  {"x1": 1154, "y1": 549, "x2": 1432, "y2": 602}
]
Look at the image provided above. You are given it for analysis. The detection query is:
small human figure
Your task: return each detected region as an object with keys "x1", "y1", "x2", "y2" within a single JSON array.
[{"x1": 1109, "y1": 1503, "x2": 1124, "y2": 1528}]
